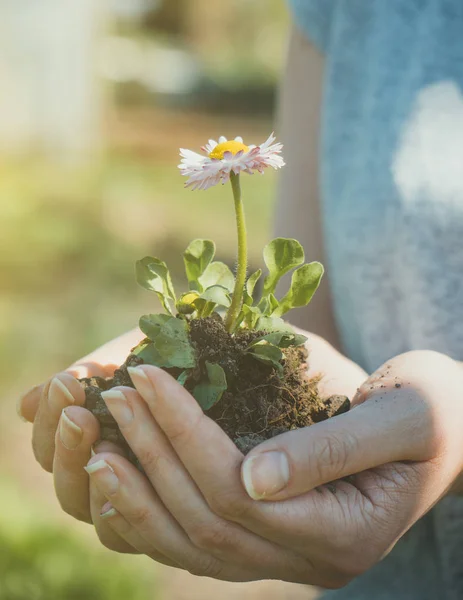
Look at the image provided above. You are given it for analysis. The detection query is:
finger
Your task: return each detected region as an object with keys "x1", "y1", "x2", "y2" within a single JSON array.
[
  {"x1": 17, "y1": 384, "x2": 44, "y2": 423},
  {"x1": 17, "y1": 327, "x2": 144, "y2": 424},
  {"x1": 100, "y1": 502, "x2": 181, "y2": 567},
  {"x1": 127, "y1": 366, "x2": 256, "y2": 516},
  {"x1": 55, "y1": 409, "x2": 138, "y2": 553},
  {"x1": 18, "y1": 363, "x2": 113, "y2": 425},
  {"x1": 240, "y1": 385, "x2": 435, "y2": 501},
  {"x1": 53, "y1": 406, "x2": 101, "y2": 523},
  {"x1": 102, "y1": 387, "x2": 312, "y2": 579},
  {"x1": 121, "y1": 366, "x2": 345, "y2": 585},
  {"x1": 89, "y1": 442, "x2": 138, "y2": 554},
  {"x1": 32, "y1": 373, "x2": 87, "y2": 472},
  {"x1": 84, "y1": 452, "x2": 247, "y2": 581}
]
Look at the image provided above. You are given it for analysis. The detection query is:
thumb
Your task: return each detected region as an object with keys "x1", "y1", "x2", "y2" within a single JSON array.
[{"x1": 241, "y1": 385, "x2": 431, "y2": 501}]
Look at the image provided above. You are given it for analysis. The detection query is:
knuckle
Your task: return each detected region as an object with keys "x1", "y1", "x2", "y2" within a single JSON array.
[
  {"x1": 208, "y1": 491, "x2": 251, "y2": 522},
  {"x1": 107, "y1": 513, "x2": 132, "y2": 535},
  {"x1": 189, "y1": 521, "x2": 235, "y2": 553},
  {"x1": 127, "y1": 507, "x2": 152, "y2": 529},
  {"x1": 165, "y1": 414, "x2": 201, "y2": 446},
  {"x1": 312, "y1": 434, "x2": 351, "y2": 483},
  {"x1": 139, "y1": 449, "x2": 163, "y2": 476},
  {"x1": 187, "y1": 555, "x2": 225, "y2": 579}
]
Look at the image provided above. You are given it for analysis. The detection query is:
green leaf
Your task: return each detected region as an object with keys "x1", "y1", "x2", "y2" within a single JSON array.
[
  {"x1": 289, "y1": 333, "x2": 308, "y2": 346},
  {"x1": 274, "y1": 262, "x2": 324, "y2": 316},
  {"x1": 201, "y1": 285, "x2": 232, "y2": 308},
  {"x1": 137, "y1": 315, "x2": 196, "y2": 369},
  {"x1": 176, "y1": 292, "x2": 200, "y2": 315},
  {"x1": 254, "y1": 315, "x2": 295, "y2": 333},
  {"x1": 191, "y1": 297, "x2": 211, "y2": 318},
  {"x1": 257, "y1": 291, "x2": 280, "y2": 316},
  {"x1": 139, "y1": 313, "x2": 172, "y2": 340},
  {"x1": 241, "y1": 304, "x2": 262, "y2": 329},
  {"x1": 133, "y1": 342, "x2": 163, "y2": 365},
  {"x1": 262, "y1": 238, "x2": 304, "y2": 296},
  {"x1": 247, "y1": 342, "x2": 284, "y2": 374},
  {"x1": 257, "y1": 295, "x2": 271, "y2": 314},
  {"x1": 183, "y1": 240, "x2": 216, "y2": 292},
  {"x1": 199, "y1": 262, "x2": 235, "y2": 293},
  {"x1": 154, "y1": 317, "x2": 196, "y2": 369},
  {"x1": 244, "y1": 269, "x2": 262, "y2": 306},
  {"x1": 136, "y1": 256, "x2": 176, "y2": 315},
  {"x1": 250, "y1": 331, "x2": 307, "y2": 349},
  {"x1": 191, "y1": 285, "x2": 231, "y2": 318},
  {"x1": 193, "y1": 362, "x2": 228, "y2": 411},
  {"x1": 268, "y1": 293, "x2": 279, "y2": 314}
]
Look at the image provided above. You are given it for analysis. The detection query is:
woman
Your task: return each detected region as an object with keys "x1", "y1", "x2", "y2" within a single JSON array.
[{"x1": 18, "y1": 2, "x2": 463, "y2": 598}]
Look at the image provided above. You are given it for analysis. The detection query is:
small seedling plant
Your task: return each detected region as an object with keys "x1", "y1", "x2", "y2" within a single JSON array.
[{"x1": 83, "y1": 134, "x2": 350, "y2": 455}]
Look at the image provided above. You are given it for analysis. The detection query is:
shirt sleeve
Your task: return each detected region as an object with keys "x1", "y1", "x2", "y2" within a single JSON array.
[{"x1": 287, "y1": 0, "x2": 336, "y2": 53}]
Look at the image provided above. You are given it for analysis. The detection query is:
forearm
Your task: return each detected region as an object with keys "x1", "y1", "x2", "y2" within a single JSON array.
[{"x1": 275, "y1": 28, "x2": 341, "y2": 351}]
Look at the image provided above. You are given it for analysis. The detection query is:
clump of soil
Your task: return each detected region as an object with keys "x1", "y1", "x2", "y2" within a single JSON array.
[{"x1": 81, "y1": 316, "x2": 350, "y2": 457}]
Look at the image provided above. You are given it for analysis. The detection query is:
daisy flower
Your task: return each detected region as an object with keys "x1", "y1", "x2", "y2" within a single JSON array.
[{"x1": 178, "y1": 133, "x2": 285, "y2": 191}]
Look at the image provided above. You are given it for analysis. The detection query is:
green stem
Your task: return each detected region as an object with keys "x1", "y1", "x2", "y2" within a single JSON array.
[{"x1": 225, "y1": 172, "x2": 247, "y2": 332}]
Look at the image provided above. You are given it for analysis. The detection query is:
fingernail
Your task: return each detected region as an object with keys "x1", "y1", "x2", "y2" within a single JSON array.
[
  {"x1": 100, "y1": 502, "x2": 118, "y2": 520},
  {"x1": 60, "y1": 409, "x2": 83, "y2": 450},
  {"x1": 84, "y1": 459, "x2": 119, "y2": 495},
  {"x1": 101, "y1": 390, "x2": 133, "y2": 426},
  {"x1": 49, "y1": 377, "x2": 75, "y2": 412},
  {"x1": 127, "y1": 366, "x2": 155, "y2": 401},
  {"x1": 242, "y1": 452, "x2": 290, "y2": 500}
]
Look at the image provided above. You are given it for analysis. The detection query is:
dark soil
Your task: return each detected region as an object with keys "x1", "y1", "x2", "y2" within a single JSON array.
[{"x1": 81, "y1": 316, "x2": 350, "y2": 457}]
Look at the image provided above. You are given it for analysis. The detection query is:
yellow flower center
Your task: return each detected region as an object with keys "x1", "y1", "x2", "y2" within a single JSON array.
[{"x1": 209, "y1": 140, "x2": 249, "y2": 160}]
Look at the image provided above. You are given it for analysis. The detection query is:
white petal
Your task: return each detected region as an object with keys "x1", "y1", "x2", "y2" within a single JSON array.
[
  {"x1": 203, "y1": 139, "x2": 218, "y2": 153},
  {"x1": 179, "y1": 148, "x2": 205, "y2": 163},
  {"x1": 219, "y1": 136, "x2": 227, "y2": 143},
  {"x1": 258, "y1": 132, "x2": 276, "y2": 151},
  {"x1": 179, "y1": 133, "x2": 284, "y2": 190}
]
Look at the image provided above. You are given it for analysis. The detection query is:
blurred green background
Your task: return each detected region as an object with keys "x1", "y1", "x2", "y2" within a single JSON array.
[{"x1": 0, "y1": 2, "x2": 315, "y2": 600}]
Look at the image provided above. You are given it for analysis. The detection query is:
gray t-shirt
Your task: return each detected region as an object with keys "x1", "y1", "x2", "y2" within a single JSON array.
[{"x1": 288, "y1": 1, "x2": 463, "y2": 598}]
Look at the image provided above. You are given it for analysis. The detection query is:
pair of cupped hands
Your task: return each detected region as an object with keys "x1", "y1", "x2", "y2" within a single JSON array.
[{"x1": 18, "y1": 326, "x2": 463, "y2": 589}]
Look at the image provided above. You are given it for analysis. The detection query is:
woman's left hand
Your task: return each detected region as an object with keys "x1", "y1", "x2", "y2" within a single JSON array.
[{"x1": 87, "y1": 349, "x2": 463, "y2": 588}]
